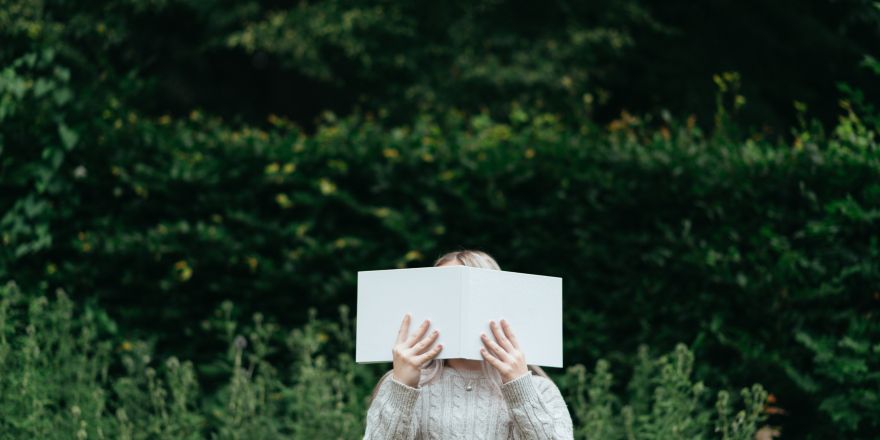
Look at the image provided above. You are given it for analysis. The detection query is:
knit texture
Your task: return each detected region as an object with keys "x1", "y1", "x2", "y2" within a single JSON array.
[{"x1": 364, "y1": 367, "x2": 574, "y2": 439}]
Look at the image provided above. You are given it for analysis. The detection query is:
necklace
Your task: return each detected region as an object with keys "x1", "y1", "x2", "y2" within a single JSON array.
[{"x1": 449, "y1": 366, "x2": 480, "y2": 391}]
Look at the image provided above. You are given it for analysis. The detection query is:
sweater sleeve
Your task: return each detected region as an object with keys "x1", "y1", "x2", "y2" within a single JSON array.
[
  {"x1": 500, "y1": 371, "x2": 574, "y2": 440},
  {"x1": 363, "y1": 372, "x2": 421, "y2": 440}
]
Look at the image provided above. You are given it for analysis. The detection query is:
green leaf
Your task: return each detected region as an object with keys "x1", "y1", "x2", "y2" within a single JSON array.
[{"x1": 58, "y1": 123, "x2": 79, "y2": 150}]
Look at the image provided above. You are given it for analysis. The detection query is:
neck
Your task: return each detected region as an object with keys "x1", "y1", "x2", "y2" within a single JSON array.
[{"x1": 446, "y1": 358, "x2": 483, "y2": 371}]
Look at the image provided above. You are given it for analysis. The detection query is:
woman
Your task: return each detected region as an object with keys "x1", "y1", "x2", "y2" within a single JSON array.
[{"x1": 363, "y1": 249, "x2": 573, "y2": 439}]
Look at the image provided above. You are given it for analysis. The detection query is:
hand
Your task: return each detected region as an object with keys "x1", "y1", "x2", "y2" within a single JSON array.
[
  {"x1": 480, "y1": 319, "x2": 529, "y2": 383},
  {"x1": 391, "y1": 313, "x2": 443, "y2": 388}
]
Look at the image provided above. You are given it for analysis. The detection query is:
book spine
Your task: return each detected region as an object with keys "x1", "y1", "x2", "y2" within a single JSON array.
[{"x1": 459, "y1": 267, "x2": 468, "y2": 359}]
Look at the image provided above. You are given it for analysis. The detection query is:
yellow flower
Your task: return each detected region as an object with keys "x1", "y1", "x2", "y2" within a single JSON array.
[
  {"x1": 275, "y1": 193, "x2": 292, "y2": 208},
  {"x1": 383, "y1": 148, "x2": 400, "y2": 159},
  {"x1": 158, "y1": 115, "x2": 171, "y2": 125},
  {"x1": 246, "y1": 256, "x2": 258, "y2": 272},
  {"x1": 404, "y1": 250, "x2": 422, "y2": 261},
  {"x1": 265, "y1": 162, "x2": 280, "y2": 174},
  {"x1": 319, "y1": 178, "x2": 337, "y2": 195},
  {"x1": 282, "y1": 162, "x2": 296, "y2": 174},
  {"x1": 120, "y1": 341, "x2": 133, "y2": 352},
  {"x1": 560, "y1": 75, "x2": 573, "y2": 89},
  {"x1": 296, "y1": 224, "x2": 309, "y2": 238},
  {"x1": 713, "y1": 74, "x2": 726, "y2": 92},
  {"x1": 524, "y1": 148, "x2": 536, "y2": 159},
  {"x1": 174, "y1": 260, "x2": 193, "y2": 282}
]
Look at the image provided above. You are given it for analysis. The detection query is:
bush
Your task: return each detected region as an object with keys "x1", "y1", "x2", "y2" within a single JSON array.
[
  {"x1": 3, "y1": 3, "x2": 879, "y2": 436},
  {"x1": 0, "y1": 281, "x2": 369, "y2": 439},
  {"x1": 9, "y1": 99, "x2": 880, "y2": 438},
  {"x1": 3, "y1": 53, "x2": 879, "y2": 436},
  {"x1": 562, "y1": 345, "x2": 768, "y2": 440},
  {"x1": 0, "y1": 282, "x2": 768, "y2": 439}
]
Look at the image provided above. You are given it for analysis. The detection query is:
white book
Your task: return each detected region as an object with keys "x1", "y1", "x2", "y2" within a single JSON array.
[{"x1": 355, "y1": 265, "x2": 563, "y2": 368}]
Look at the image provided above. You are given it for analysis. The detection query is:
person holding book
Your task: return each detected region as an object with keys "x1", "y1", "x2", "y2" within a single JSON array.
[{"x1": 363, "y1": 249, "x2": 574, "y2": 439}]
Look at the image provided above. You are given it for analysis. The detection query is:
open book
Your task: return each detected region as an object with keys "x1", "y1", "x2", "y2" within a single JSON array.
[{"x1": 355, "y1": 265, "x2": 563, "y2": 368}]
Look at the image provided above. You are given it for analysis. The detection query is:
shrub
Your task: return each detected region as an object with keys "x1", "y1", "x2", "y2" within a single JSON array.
[
  {"x1": 561, "y1": 345, "x2": 768, "y2": 440},
  {"x1": 0, "y1": 281, "x2": 368, "y2": 439},
  {"x1": 0, "y1": 282, "x2": 768, "y2": 439},
  {"x1": 3, "y1": 5, "x2": 879, "y2": 435}
]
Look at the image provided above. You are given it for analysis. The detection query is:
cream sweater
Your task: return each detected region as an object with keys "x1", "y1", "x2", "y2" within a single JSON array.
[{"x1": 363, "y1": 366, "x2": 574, "y2": 439}]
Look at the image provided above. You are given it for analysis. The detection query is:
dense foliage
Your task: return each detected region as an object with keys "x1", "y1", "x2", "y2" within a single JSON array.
[
  {"x1": 0, "y1": 282, "x2": 768, "y2": 439},
  {"x1": 1, "y1": 0, "x2": 879, "y2": 127},
  {"x1": 2, "y1": 0, "x2": 879, "y2": 438}
]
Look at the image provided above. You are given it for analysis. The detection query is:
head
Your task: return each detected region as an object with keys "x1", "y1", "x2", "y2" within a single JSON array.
[{"x1": 369, "y1": 249, "x2": 549, "y2": 402}]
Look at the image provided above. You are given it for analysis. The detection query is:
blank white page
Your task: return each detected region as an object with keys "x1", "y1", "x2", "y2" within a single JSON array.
[
  {"x1": 356, "y1": 266, "x2": 563, "y2": 367},
  {"x1": 462, "y1": 267, "x2": 563, "y2": 367},
  {"x1": 355, "y1": 266, "x2": 464, "y2": 363}
]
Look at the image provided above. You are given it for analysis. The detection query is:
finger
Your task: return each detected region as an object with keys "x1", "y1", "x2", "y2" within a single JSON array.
[
  {"x1": 490, "y1": 320, "x2": 515, "y2": 352},
  {"x1": 414, "y1": 343, "x2": 443, "y2": 365},
  {"x1": 412, "y1": 328, "x2": 439, "y2": 354},
  {"x1": 480, "y1": 347, "x2": 505, "y2": 371},
  {"x1": 481, "y1": 332, "x2": 511, "y2": 362},
  {"x1": 396, "y1": 313, "x2": 411, "y2": 344},
  {"x1": 500, "y1": 319, "x2": 521, "y2": 349},
  {"x1": 405, "y1": 319, "x2": 431, "y2": 347}
]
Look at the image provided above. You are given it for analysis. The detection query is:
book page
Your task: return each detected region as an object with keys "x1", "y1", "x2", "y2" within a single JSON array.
[
  {"x1": 461, "y1": 267, "x2": 563, "y2": 367},
  {"x1": 355, "y1": 266, "x2": 463, "y2": 363}
]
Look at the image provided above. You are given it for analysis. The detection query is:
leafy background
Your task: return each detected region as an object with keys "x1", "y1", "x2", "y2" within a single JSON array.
[{"x1": 1, "y1": 0, "x2": 879, "y2": 438}]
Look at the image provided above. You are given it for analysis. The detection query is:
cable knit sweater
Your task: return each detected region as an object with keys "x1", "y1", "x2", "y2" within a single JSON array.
[{"x1": 363, "y1": 366, "x2": 573, "y2": 439}]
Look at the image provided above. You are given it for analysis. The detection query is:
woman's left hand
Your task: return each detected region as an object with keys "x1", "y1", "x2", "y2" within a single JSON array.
[{"x1": 480, "y1": 319, "x2": 529, "y2": 383}]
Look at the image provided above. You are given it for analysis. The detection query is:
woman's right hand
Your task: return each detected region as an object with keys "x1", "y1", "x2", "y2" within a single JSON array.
[{"x1": 391, "y1": 313, "x2": 443, "y2": 388}]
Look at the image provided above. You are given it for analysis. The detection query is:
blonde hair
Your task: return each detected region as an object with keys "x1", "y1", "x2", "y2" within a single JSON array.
[{"x1": 368, "y1": 249, "x2": 550, "y2": 403}]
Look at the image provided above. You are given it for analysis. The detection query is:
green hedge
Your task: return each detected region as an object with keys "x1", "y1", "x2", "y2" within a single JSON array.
[
  {"x1": 3, "y1": 3, "x2": 880, "y2": 438},
  {"x1": 3, "y1": 85, "x2": 878, "y2": 437}
]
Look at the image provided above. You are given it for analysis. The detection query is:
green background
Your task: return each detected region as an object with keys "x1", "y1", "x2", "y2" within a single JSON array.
[{"x1": 1, "y1": 1, "x2": 879, "y2": 438}]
